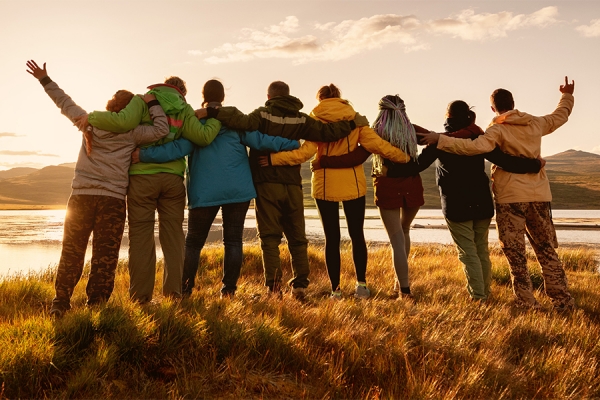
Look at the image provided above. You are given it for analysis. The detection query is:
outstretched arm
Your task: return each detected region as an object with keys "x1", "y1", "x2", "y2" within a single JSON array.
[
  {"x1": 26, "y1": 60, "x2": 88, "y2": 123},
  {"x1": 139, "y1": 137, "x2": 195, "y2": 164},
  {"x1": 484, "y1": 147, "x2": 542, "y2": 174},
  {"x1": 87, "y1": 96, "x2": 146, "y2": 133},
  {"x1": 539, "y1": 76, "x2": 575, "y2": 136},
  {"x1": 240, "y1": 130, "x2": 300, "y2": 152},
  {"x1": 316, "y1": 145, "x2": 371, "y2": 170}
]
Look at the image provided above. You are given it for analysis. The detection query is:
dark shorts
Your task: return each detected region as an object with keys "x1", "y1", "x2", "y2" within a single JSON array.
[{"x1": 374, "y1": 175, "x2": 425, "y2": 209}]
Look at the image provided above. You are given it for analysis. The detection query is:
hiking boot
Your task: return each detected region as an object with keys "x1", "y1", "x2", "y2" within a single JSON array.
[
  {"x1": 354, "y1": 282, "x2": 370, "y2": 300},
  {"x1": 290, "y1": 287, "x2": 306, "y2": 301},
  {"x1": 49, "y1": 307, "x2": 65, "y2": 319},
  {"x1": 554, "y1": 303, "x2": 575, "y2": 313}
]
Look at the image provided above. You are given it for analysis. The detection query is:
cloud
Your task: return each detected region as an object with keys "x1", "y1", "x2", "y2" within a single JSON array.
[
  {"x1": 576, "y1": 19, "x2": 600, "y2": 37},
  {"x1": 190, "y1": 7, "x2": 559, "y2": 64},
  {"x1": 198, "y1": 14, "x2": 424, "y2": 64},
  {"x1": 591, "y1": 145, "x2": 600, "y2": 154},
  {"x1": 428, "y1": 6, "x2": 559, "y2": 41},
  {"x1": 0, "y1": 132, "x2": 22, "y2": 138},
  {"x1": 0, "y1": 150, "x2": 59, "y2": 157}
]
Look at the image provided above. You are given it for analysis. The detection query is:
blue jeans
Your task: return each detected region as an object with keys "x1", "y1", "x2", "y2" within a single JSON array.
[{"x1": 182, "y1": 201, "x2": 250, "y2": 296}]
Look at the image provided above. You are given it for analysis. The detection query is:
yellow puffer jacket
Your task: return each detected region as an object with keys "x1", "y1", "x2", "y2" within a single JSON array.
[{"x1": 270, "y1": 98, "x2": 409, "y2": 202}]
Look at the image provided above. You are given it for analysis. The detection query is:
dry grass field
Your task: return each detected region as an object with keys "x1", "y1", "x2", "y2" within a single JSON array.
[{"x1": 0, "y1": 243, "x2": 598, "y2": 399}]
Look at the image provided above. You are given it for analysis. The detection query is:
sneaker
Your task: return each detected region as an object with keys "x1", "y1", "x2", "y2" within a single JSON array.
[
  {"x1": 392, "y1": 281, "x2": 400, "y2": 298},
  {"x1": 330, "y1": 289, "x2": 342, "y2": 301},
  {"x1": 354, "y1": 282, "x2": 370, "y2": 300},
  {"x1": 399, "y1": 292, "x2": 415, "y2": 302},
  {"x1": 290, "y1": 287, "x2": 306, "y2": 301}
]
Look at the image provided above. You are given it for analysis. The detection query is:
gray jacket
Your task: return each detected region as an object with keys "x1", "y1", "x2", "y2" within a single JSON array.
[{"x1": 41, "y1": 78, "x2": 169, "y2": 199}]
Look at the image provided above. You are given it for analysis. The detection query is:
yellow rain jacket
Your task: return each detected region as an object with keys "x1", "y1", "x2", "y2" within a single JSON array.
[{"x1": 270, "y1": 98, "x2": 410, "y2": 202}]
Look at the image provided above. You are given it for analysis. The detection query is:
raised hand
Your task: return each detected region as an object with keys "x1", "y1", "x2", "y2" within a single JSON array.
[
  {"x1": 559, "y1": 76, "x2": 575, "y2": 95},
  {"x1": 26, "y1": 60, "x2": 48, "y2": 80}
]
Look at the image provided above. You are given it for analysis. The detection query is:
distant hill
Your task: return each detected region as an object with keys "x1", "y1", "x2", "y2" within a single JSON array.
[
  {"x1": 0, "y1": 166, "x2": 73, "y2": 205},
  {"x1": 0, "y1": 167, "x2": 37, "y2": 181},
  {"x1": 300, "y1": 149, "x2": 600, "y2": 209},
  {"x1": 1, "y1": 149, "x2": 600, "y2": 208}
]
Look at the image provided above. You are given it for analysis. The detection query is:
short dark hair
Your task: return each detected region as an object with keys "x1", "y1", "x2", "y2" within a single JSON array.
[
  {"x1": 268, "y1": 81, "x2": 290, "y2": 98},
  {"x1": 202, "y1": 79, "x2": 225, "y2": 107},
  {"x1": 447, "y1": 100, "x2": 476, "y2": 123},
  {"x1": 490, "y1": 89, "x2": 514, "y2": 113}
]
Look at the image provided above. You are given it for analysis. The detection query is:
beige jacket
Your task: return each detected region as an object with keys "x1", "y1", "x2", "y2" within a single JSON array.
[
  {"x1": 270, "y1": 98, "x2": 409, "y2": 202},
  {"x1": 437, "y1": 93, "x2": 574, "y2": 204}
]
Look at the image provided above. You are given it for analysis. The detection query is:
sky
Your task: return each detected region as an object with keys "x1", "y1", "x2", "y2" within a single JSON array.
[{"x1": 0, "y1": 0, "x2": 599, "y2": 170}]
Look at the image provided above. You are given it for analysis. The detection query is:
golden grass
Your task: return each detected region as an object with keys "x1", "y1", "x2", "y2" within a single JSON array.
[{"x1": 0, "y1": 243, "x2": 598, "y2": 399}]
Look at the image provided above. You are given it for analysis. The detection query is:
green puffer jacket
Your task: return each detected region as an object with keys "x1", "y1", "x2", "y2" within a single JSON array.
[
  {"x1": 212, "y1": 95, "x2": 359, "y2": 186},
  {"x1": 88, "y1": 84, "x2": 221, "y2": 176}
]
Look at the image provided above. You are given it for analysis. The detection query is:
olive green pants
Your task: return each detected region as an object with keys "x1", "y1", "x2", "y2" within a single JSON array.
[{"x1": 254, "y1": 182, "x2": 310, "y2": 289}]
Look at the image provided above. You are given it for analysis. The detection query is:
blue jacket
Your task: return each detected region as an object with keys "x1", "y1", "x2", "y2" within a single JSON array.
[{"x1": 139, "y1": 124, "x2": 299, "y2": 208}]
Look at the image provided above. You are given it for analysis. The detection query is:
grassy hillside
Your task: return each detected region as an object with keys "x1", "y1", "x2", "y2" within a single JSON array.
[
  {"x1": 2, "y1": 149, "x2": 600, "y2": 209},
  {"x1": 0, "y1": 167, "x2": 37, "y2": 181},
  {"x1": 0, "y1": 166, "x2": 72, "y2": 205},
  {"x1": 0, "y1": 243, "x2": 598, "y2": 398}
]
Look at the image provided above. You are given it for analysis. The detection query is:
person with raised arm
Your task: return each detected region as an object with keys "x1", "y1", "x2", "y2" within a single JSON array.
[
  {"x1": 418, "y1": 78, "x2": 576, "y2": 311},
  {"x1": 318, "y1": 98, "x2": 543, "y2": 303},
  {"x1": 77, "y1": 75, "x2": 222, "y2": 304},
  {"x1": 25, "y1": 60, "x2": 170, "y2": 317}
]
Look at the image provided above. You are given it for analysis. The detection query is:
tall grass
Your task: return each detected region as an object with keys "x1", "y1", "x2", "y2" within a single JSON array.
[{"x1": 0, "y1": 243, "x2": 598, "y2": 399}]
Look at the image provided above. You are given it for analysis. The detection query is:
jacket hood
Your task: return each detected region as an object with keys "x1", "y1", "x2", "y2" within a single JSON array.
[
  {"x1": 490, "y1": 109, "x2": 532, "y2": 127},
  {"x1": 265, "y1": 95, "x2": 304, "y2": 113},
  {"x1": 147, "y1": 84, "x2": 188, "y2": 114},
  {"x1": 310, "y1": 98, "x2": 356, "y2": 123}
]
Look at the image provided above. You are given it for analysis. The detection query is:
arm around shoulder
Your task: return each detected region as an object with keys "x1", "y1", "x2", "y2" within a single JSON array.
[{"x1": 88, "y1": 95, "x2": 146, "y2": 133}]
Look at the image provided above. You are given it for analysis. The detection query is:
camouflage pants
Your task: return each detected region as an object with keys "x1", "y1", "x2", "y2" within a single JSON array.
[
  {"x1": 53, "y1": 194, "x2": 126, "y2": 311},
  {"x1": 495, "y1": 202, "x2": 574, "y2": 309}
]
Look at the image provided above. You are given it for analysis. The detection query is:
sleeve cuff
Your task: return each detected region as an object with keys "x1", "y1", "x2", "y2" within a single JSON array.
[
  {"x1": 207, "y1": 107, "x2": 219, "y2": 119},
  {"x1": 147, "y1": 99, "x2": 160, "y2": 108},
  {"x1": 39, "y1": 76, "x2": 53, "y2": 87},
  {"x1": 349, "y1": 120, "x2": 356, "y2": 131}
]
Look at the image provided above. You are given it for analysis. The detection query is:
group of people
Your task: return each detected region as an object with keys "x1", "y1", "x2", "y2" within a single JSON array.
[{"x1": 25, "y1": 59, "x2": 576, "y2": 318}]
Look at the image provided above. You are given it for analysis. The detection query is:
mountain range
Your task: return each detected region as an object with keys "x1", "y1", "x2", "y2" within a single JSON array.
[{"x1": 1, "y1": 150, "x2": 599, "y2": 209}]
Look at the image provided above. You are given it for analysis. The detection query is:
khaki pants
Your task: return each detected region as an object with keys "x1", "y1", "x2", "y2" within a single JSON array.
[
  {"x1": 127, "y1": 173, "x2": 186, "y2": 303},
  {"x1": 495, "y1": 202, "x2": 574, "y2": 309}
]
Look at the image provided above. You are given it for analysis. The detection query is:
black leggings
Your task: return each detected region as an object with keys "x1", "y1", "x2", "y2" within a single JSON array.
[{"x1": 315, "y1": 196, "x2": 367, "y2": 291}]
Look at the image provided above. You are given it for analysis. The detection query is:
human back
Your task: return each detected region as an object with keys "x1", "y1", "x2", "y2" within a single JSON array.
[{"x1": 310, "y1": 92, "x2": 366, "y2": 202}]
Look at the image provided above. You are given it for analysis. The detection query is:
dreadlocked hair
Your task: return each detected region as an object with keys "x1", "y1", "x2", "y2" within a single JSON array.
[{"x1": 372, "y1": 95, "x2": 418, "y2": 159}]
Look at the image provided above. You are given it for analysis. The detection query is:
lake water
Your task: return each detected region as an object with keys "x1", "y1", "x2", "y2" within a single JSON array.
[{"x1": 1, "y1": 209, "x2": 599, "y2": 276}]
